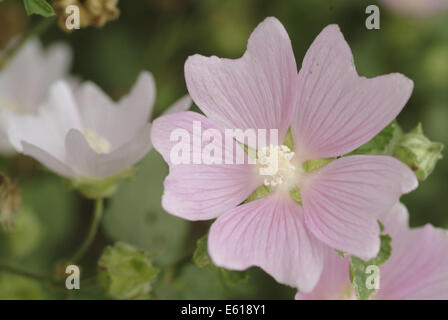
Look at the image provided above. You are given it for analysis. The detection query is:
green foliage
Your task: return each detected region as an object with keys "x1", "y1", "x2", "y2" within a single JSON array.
[
  {"x1": 244, "y1": 184, "x2": 272, "y2": 203},
  {"x1": 219, "y1": 268, "x2": 250, "y2": 286},
  {"x1": 71, "y1": 168, "x2": 134, "y2": 199},
  {"x1": 351, "y1": 121, "x2": 403, "y2": 156},
  {"x1": 335, "y1": 249, "x2": 346, "y2": 259},
  {"x1": 349, "y1": 234, "x2": 392, "y2": 300},
  {"x1": 98, "y1": 242, "x2": 159, "y2": 300},
  {"x1": 193, "y1": 234, "x2": 249, "y2": 287},
  {"x1": 350, "y1": 121, "x2": 443, "y2": 181},
  {"x1": 0, "y1": 273, "x2": 48, "y2": 299},
  {"x1": 4, "y1": 207, "x2": 42, "y2": 257},
  {"x1": 289, "y1": 187, "x2": 302, "y2": 205},
  {"x1": 0, "y1": 174, "x2": 77, "y2": 275},
  {"x1": 238, "y1": 142, "x2": 257, "y2": 160},
  {"x1": 192, "y1": 233, "x2": 212, "y2": 268},
  {"x1": 0, "y1": 172, "x2": 21, "y2": 230},
  {"x1": 23, "y1": 0, "x2": 55, "y2": 17},
  {"x1": 102, "y1": 151, "x2": 188, "y2": 266},
  {"x1": 283, "y1": 129, "x2": 294, "y2": 151},
  {"x1": 393, "y1": 123, "x2": 444, "y2": 180},
  {"x1": 302, "y1": 158, "x2": 335, "y2": 172}
]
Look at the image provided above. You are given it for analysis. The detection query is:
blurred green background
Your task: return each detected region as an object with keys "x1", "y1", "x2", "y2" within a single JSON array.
[{"x1": 0, "y1": 0, "x2": 446, "y2": 299}]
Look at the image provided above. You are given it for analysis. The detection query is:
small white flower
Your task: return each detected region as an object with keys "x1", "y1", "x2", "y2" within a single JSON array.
[
  {"x1": 6, "y1": 71, "x2": 191, "y2": 186},
  {"x1": 0, "y1": 39, "x2": 72, "y2": 154}
]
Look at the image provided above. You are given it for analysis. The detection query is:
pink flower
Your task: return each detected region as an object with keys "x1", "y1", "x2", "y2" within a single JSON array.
[
  {"x1": 151, "y1": 17, "x2": 417, "y2": 292},
  {"x1": 296, "y1": 203, "x2": 448, "y2": 299},
  {"x1": 380, "y1": 0, "x2": 448, "y2": 18}
]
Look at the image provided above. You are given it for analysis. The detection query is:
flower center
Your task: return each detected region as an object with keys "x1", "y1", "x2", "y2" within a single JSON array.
[
  {"x1": 256, "y1": 144, "x2": 299, "y2": 189},
  {"x1": 83, "y1": 129, "x2": 111, "y2": 154}
]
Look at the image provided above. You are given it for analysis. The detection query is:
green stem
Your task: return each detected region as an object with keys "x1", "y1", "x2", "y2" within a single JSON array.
[
  {"x1": 0, "y1": 16, "x2": 56, "y2": 69},
  {"x1": 69, "y1": 198, "x2": 104, "y2": 264}
]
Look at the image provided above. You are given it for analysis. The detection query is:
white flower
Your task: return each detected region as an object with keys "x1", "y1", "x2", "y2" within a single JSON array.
[
  {"x1": 0, "y1": 39, "x2": 72, "y2": 154},
  {"x1": 6, "y1": 71, "x2": 191, "y2": 191}
]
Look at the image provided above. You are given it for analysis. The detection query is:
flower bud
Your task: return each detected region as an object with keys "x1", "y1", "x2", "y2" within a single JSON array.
[
  {"x1": 98, "y1": 242, "x2": 159, "y2": 300},
  {"x1": 0, "y1": 172, "x2": 21, "y2": 229},
  {"x1": 393, "y1": 123, "x2": 444, "y2": 180},
  {"x1": 53, "y1": 0, "x2": 120, "y2": 33}
]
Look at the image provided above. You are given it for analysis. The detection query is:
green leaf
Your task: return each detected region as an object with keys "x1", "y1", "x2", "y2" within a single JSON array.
[
  {"x1": 238, "y1": 141, "x2": 257, "y2": 160},
  {"x1": 23, "y1": 0, "x2": 55, "y2": 17},
  {"x1": 0, "y1": 273, "x2": 48, "y2": 299},
  {"x1": 192, "y1": 234, "x2": 212, "y2": 268},
  {"x1": 102, "y1": 151, "x2": 188, "y2": 266},
  {"x1": 289, "y1": 187, "x2": 302, "y2": 205},
  {"x1": 349, "y1": 234, "x2": 392, "y2": 300},
  {"x1": 3, "y1": 207, "x2": 42, "y2": 257},
  {"x1": 393, "y1": 123, "x2": 444, "y2": 180},
  {"x1": 193, "y1": 234, "x2": 249, "y2": 286},
  {"x1": 219, "y1": 268, "x2": 249, "y2": 286},
  {"x1": 351, "y1": 121, "x2": 403, "y2": 156},
  {"x1": 302, "y1": 157, "x2": 335, "y2": 172},
  {"x1": 153, "y1": 262, "x2": 254, "y2": 299},
  {"x1": 378, "y1": 220, "x2": 385, "y2": 233},
  {"x1": 335, "y1": 249, "x2": 346, "y2": 259},
  {"x1": 283, "y1": 129, "x2": 294, "y2": 150},
  {"x1": 98, "y1": 242, "x2": 160, "y2": 300},
  {"x1": 244, "y1": 184, "x2": 272, "y2": 203},
  {"x1": 0, "y1": 174, "x2": 77, "y2": 272}
]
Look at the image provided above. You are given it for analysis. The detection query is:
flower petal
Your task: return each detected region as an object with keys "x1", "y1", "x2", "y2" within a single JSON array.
[
  {"x1": 0, "y1": 40, "x2": 72, "y2": 113},
  {"x1": 293, "y1": 25, "x2": 413, "y2": 160},
  {"x1": 295, "y1": 246, "x2": 350, "y2": 300},
  {"x1": 117, "y1": 71, "x2": 155, "y2": 137},
  {"x1": 375, "y1": 205, "x2": 448, "y2": 300},
  {"x1": 185, "y1": 17, "x2": 297, "y2": 145},
  {"x1": 208, "y1": 193, "x2": 325, "y2": 292},
  {"x1": 43, "y1": 42, "x2": 73, "y2": 91},
  {"x1": 65, "y1": 124, "x2": 152, "y2": 179},
  {"x1": 151, "y1": 111, "x2": 260, "y2": 220},
  {"x1": 301, "y1": 155, "x2": 418, "y2": 260},
  {"x1": 162, "y1": 95, "x2": 192, "y2": 115},
  {"x1": 7, "y1": 81, "x2": 82, "y2": 160},
  {"x1": 75, "y1": 72, "x2": 154, "y2": 149},
  {"x1": 21, "y1": 141, "x2": 75, "y2": 178},
  {"x1": 378, "y1": 202, "x2": 409, "y2": 237}
]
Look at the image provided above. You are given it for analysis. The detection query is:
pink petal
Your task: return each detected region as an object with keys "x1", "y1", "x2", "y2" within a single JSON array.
[
  {"x1": 185, "y1": 17, "x2": 297, "y2": 146},
  {"x1": 295, "y1": 246, "x2": 350, "y2": 300},
  {"x1": 151, "y1": 111, "x2": 260, "y2": 220},
  {"x1": 208, "y1": 192, "x2": 325, "y2": 292},
  {"x1": 301, "y1": 155, "x2": 418, "y2": 260},
  {"x1": 378, "y1": 202, "x2": 410, "y2": 237},
  {"x1": 381, "y1": 0, "x2": 448, "y2": 17},
  {"x1": 292, "y1": 25, "x2": 413, "y2": 160},
  {"x1": 375, "y1": 205, "x2": 448, "y2": 300}
]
